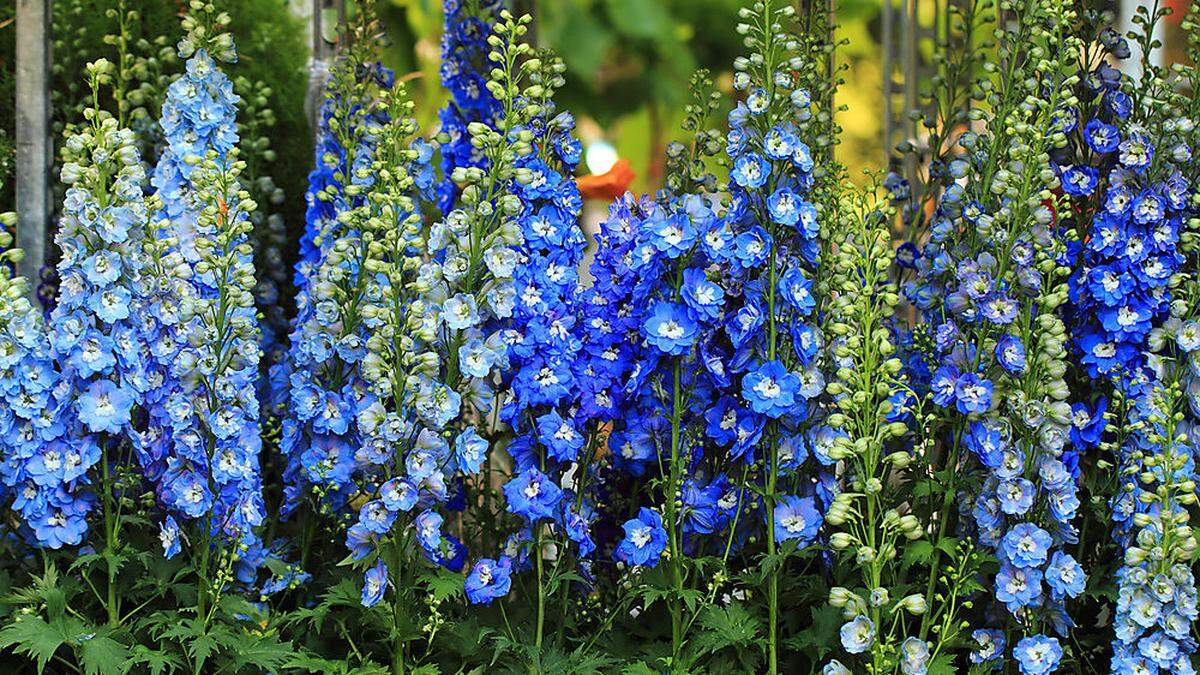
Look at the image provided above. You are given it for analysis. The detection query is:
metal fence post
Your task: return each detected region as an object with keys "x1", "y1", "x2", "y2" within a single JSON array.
[
  {"x1": 15, "y1": 0, "x2": 51, "y2": 288},
  {"x1": 305, "y1": 0, "x2": 343, "y2": 134}
]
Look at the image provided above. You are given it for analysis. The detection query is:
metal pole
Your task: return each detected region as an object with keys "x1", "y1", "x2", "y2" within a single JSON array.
[
  {"x1": 15, "y1": 0, "x2": 51, "y2": 288},
  {"x1": 882, "y1": 0, "x2": 893, "y2": 160},
  {"x1": 305, "y1": 0, "x2": 342, "y2": 134},
  {"x1": 1118, "y1": 0, "x2": 1166, "y2": 80}
]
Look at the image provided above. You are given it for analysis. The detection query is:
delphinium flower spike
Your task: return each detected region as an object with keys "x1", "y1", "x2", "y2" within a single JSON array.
[
  {"x1": 339, "y1": 77, "x2": 436, "y2": 668},
  {"x1": 724, "y1": 2, "x2": 834, "y2": 669},
  {"x1": 903, "y1": 0, "x2": 1086, "y2": 669},
  {"x1": 820, "y1": 185, "x2": 950, "y2": 672},
  {"x1": 482, "y1": 34, "x2": 592, "y2": 656},
  {"x1": 570, "y1": 65, "x2": 763, "y2": 668},
  {"x1": 139, "y1": 2, "x2": 266, "y2": 618},
  {"x1": 0, "y1": 58, "x2": 153, "y2": 563},
  {"x1": 1087, "y1": 5, "x2": 1200, "y2": 672},
  {"x1": 281, "y1": 11, "x2": 395, "y2": 527}
]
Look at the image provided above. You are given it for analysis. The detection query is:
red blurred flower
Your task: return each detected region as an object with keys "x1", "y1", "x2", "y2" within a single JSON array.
[{"x1": 577, "y1": 159, "x2": 635, "y2": 201}]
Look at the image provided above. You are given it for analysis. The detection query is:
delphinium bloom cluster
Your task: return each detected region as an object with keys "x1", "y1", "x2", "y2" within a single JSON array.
[
  {"x1": 489, "y1": 43, "x2": 590, "y2": 653},
  {"x1": 281, "y1": 19, "x2": 394, "y2": 525},
  {"x1": 0, "y1": 59, "x2": 151, "y2": 568},
  {"x1": 335, "y1": 79, "x2": 436, "y2": 665},
  {"x1": 0, "y1": 252, "x2": 70, "y2": 549},
  {"x1": 575, "y1": 65, "x2": 779, "y2": 670},
  {"x1": 140, "y1": 5, "x2": 265, "y2": 616},
  {"x1": 1076, "y1": 7, "x2": 1200, "y2": 672},
  {"x1": 904, "y1": 0, "x2": 1086, "y2": 670},
  {"x1": 584, "y1": 190, "x2": 734, "y2": 667},
  {"x1": 1069, "y1": 67, "x2": 1182, "y2": 387},
  {"x1": 434, "y1": 0, "x2": 505, "y2": 212},
  {"x1": 820, "y1": 188, "x2": 942, "y2": 673},
  {"x1": 725, "y1": 2, "x2": 832, "y2": 670},
  {"x1": 425, "y1": 11, "x2": 585, "y2": 632}
]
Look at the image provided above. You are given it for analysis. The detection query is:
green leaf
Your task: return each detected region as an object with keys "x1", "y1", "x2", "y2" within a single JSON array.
[
  {"x1": 691, "y1": 603, "x2": 761, "y2": 656},
  {"x1": 901, "y1": 540, "x2": 935, "y2": 567},
  {"x1": 420, "y1": 566, "x2": 465, "y2": 604},
  {"x1": 222, "y1": 632, "x2": 294, "y2": 671},
  {"x1": 0, "y1": 615, "x2": 67, "y2": 672},
  {"x1": 784, "y1": 604, "x2": 841, "y2": 660},
  {"x1": 127, "y1": 645, "x2": 184, "y2": 675},
  {"x1": 77, "y1": 635, "x2": 131, "y2": 675}
]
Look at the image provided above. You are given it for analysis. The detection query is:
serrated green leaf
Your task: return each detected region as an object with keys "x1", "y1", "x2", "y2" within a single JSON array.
[
  {"x1": 691, "y1": 603, "x2": 761, "y2": 656},
  {"x1": 901, "y1": 540, "x2": 935, "y2": 567},
  {"x1": 127, "y1": 645, "x2": 183, "y2": 675},
  {"x1": 0, "y1": 615, "x2": 66, "y2": 672},
  {"x1": 223, "y1": 632, "x2": 294, "y2": 671},
  {"x1": 77, "y1": 635, "x2": 131, "y2": 675},
  {"x1": 784, "y1": 604, "x2": 841, "y2": 660},
  {"x1": 420, "y1": 566, "x2": 465, "y2": 604}
]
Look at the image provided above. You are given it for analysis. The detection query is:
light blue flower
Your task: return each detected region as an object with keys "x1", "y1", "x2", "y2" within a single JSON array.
[{"x1": 839, "y1": 616, "x2": 875, "y2": 654}]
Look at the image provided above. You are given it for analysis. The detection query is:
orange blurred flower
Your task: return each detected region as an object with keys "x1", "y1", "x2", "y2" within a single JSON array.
[{"x1": 576, "y1": 159, "x2": 635, "y2": 201}]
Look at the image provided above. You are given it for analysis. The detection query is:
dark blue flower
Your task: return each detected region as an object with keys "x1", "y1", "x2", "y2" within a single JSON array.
[
  {"x1": 465, "y1": 556, "x2": 512, "y2": 605},
  {"x1": 614, "y1": 507, "x2": 667, "y2": 568},
  {"x1": 361, "y1": 558, "x2": 389, "y2": 607},
  {"x1": 503, "y1": 468, "x2": 563, "y2": 522}
]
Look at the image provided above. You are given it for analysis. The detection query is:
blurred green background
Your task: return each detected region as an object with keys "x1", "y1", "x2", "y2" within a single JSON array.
[
  {"x1": 0, "y1": 0, "x2": 895, "y2": 217},
  {"x1": 378, "y1": 0, "x2": 890, "y2": 192}
]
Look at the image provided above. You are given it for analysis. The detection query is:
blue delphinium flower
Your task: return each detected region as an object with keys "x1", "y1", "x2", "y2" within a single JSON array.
[
  {"x1": 614, "y1": 507, "x2": 668, "y2": 568},
  {"x1": 839, "y1": 615, "x2": 875, "y2": 654},
  {"x1": 464, "y1": 556, "x2": 512, "y2": 605},
  {"x1": 140, "y1": 12, "x2": 266, "y2": 588},
  {"x1": 642, "y1": 302, "x2": 698, "y2": 356},
  {"x1": 159, "y1": 515, "x2": 182, "y2": 559},
  {"x1": 1014, "y1": 635, "x2": 1063, "y2": 675},
  {"x1": 0, "y1": 238, "x2": 76, "y2": 547},
  {"x1": 720, "y1": 6, "x2": 838, "y2": 670},
  {"x1": 335, "y1": 71, "x2": 484, "y2": 611},
  {"x1": 503, "y1": 468, "x2": 562, "y2": 523},
  {"x1": 742, "y1": 360, "x2": 800, "y2": 419},
  {"x1": 772, "y1": 494, "x2": 820, "y2": 545},
  {"x1": 361, "y1": 558, "x2": 389, "y2": 607},
  {"x1": 2, "y1": 60, "x2": 151, "y2": 551},
  {"x1": 1107, "y1": 386, "x2": 1199, "y2": 674},
  {"x1": 899, "y1": 637, "x2": 931, "y2": 675},
  {"x1": 970, "y1": 629, "x2": 1006, "y2": 668}
]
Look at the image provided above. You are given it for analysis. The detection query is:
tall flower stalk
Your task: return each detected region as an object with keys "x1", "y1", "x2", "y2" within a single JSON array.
[
  {"x1": 281, "y1": 12, "x2": 393, "y2": 530},
  {"x1": 727, "y1": 2, "x2": 833, "y2": 669},
  {"x1": 821, "y1": 185, "x2": 948, "y2": 673},
  {"x1": 140, "y1": 3, "x2": 265, "y2": 628},
  {"x1": 901, "y1": 0, "x2": 1089, "y2": 669}
]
